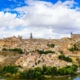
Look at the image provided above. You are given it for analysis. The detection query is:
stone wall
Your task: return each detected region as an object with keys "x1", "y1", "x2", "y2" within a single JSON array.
[
  {"x1": 0, "y1": 36, "x2": 22, "y2": 47},
  {"x1": 71, "y1": 34, "x2": 80, "y2": 39}
]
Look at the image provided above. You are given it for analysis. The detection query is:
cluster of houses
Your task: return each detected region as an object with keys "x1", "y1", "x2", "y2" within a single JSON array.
[{"x1": 0, "y1": 33, "x2": 80, "y2": 68}]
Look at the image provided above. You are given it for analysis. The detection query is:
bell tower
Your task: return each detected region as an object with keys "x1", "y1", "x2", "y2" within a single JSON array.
[
  {"x1": 71, "y1": 32, "x2": 73, "y2": 38},
  {"x1": 30, "y1": 33, "x2": 33, "y2": 39}
]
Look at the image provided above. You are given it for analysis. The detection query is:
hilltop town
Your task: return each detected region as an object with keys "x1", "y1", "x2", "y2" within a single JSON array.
[{"x1": 0, "y1": 33, "x2": 80, "y2": 69}]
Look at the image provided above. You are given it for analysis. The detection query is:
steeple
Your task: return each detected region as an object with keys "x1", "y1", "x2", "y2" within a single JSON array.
[
  {"x1": 30, "y1": 33, "x2": 33, "y2": 39},
  {"x1": 71, "y1": 32, "x2": 73, "y2": 38}
]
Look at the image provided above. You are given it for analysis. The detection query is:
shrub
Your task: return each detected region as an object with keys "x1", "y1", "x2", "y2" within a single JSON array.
[
  {"x1": 58, "y1": 55, "x2": 72, "y2": 62},
  {"x1": 4, "y1": 73, "x2": 12, "y2": 77},
  {"x1": 59, "y1": 51, "x2": 63, "y2": 54},
  {"x1": 69, "y1": 44, "x2": 78, "y2": 52},
  {"x1": 47, "y1": 44, "x2": 55, "y2": 48},
  {"x1": 2, "y1": 48, "x2": 23, "y2": 54},
  {"x1": 2, "y1": 65, "x2": 18, "y2": 74},
  {"x1": 2, "y1": 48, "x2": 7, "y2": 51},
  {"x1": 36, "y1": 50, "x2": 55, "y2": 54}
]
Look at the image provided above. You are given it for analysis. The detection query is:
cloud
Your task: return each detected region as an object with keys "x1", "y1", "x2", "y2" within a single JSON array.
[
  {"x1": 0, "y1": 0, "x2": 80, "y2": 39},
  {"x1": 0, "y1": 12, "x2": 29, "y2": 28}
]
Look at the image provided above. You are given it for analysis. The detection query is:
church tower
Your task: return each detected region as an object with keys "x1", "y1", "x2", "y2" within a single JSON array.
[
  {"x1": 30, "y1": 33, "x2": 33, "y2": 39},
  {"x1": 71, "y1": 32, "x2": 73, "y2": 38}
]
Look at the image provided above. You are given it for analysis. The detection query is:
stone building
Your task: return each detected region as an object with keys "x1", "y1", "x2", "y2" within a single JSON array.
[
  {"x1": 71, "y1": 33, "x2": 80, "y2": 39},
  {"x1": 0, "y1": 36, "x2": 22, "y2": 47}
]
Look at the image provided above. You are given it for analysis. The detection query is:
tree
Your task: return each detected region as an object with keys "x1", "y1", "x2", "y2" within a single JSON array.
[
  {"x1": 47, "y1": 44, "x2": 55, "y2": 48},
  {"x1": 51, "y1": 67, "x2": 57, "y2": 76},
  {"x1": 34, "y1": 67, "x2": 42, "y2": 72},
  {"x1": 58, "y1": 67, "x2": 67, "y2": 75},
  {"x1": 66, "y1": 68, "x2": 74, "y2": 75},
  {"x1": 2, "y1": 48, "x2": 23, "y2": 54},
  {"x1": 2, "y1": 48, "x2": 7, "y2": 51},
  {"x1": 72, "y1": 64, "x2": 78, "y2": 72},
  {"x1": 58, "y1": 55, "x2": 72, "y2": 62},
  {"x1": 76, "y1": 58, "x2": 80, "y2": 67},
  {"x1": 2, "y1": 65, "x2": 18, "y2": 74}
]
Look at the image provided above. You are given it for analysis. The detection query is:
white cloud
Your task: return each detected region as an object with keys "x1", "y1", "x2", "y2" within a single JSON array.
[
  {"x1": 0, "y1": 12, "x2": 29, "y2": 28},
  {"x1": 0, "y1": 0, "x2": 80, "y2": 39}
]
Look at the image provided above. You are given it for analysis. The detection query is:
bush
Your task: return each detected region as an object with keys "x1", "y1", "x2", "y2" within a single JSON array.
[
  {"x1": 12, "y1": 72, "x2": 20, "y2": 79},
  {"x1": 2, "y1": 48, "x2": 7, "y2": 51},
  {"x1": 58, "y1": 55, "x2": 72, "y2": 62},
  {"x1": 58, "y1": 65, "x2": 78, "y2": 75},
  {"x1": 20, "y1": 67, "x2": 43, "y2": 79},
  {"x1": 2, "y1": 65, "x2": 18, "y2": 74},
  {"x1": 2, "y1": 48, "x2": 23, "y2": 54},
  {"x1": 4, "y1": 73, "x2": 12, "y2": 77},
  {"x1": 36, "y1": 50, "x2": 55, "y2": 54},
  {"x1": 59, "y1": 51, "x2": 63, "y2": 54},
  {"x1": 69, "y1": 44, "x2": 78, "y2": 52},
  {"x1": 47, "y1": 44, "x2": 55, "y2": 48},
  {"x1": 20, "y1": 65, "x2": 78, "y2": 79}
]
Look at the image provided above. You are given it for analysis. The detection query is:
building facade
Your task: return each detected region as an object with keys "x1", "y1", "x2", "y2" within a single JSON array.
[{"x1": 71, "y1": 33, "x2": 80, "y2": 39}]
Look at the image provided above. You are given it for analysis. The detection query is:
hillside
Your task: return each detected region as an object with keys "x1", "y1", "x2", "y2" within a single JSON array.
[{"x1": 0, "y1": 36, "x2": 80, "y2": 69}]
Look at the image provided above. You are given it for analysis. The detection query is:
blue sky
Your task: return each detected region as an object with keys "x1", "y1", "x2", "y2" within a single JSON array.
[
  {"x1": 0, "y1": 0, "x2": 80, "y2": 10},
  {"x1": 0, "y1": 0, "x2": 26, "y2": 10},
  {"x1": 0, "y1": 0, "x2": 80, "y2": 39}
]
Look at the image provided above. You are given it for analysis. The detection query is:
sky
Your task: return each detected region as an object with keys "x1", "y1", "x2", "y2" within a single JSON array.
[{"x1": 0, "y1": 0, "x2": 80, "y2": 39}]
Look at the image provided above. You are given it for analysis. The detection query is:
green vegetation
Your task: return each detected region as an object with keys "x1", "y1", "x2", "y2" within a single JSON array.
[
  {"x1": 0, "y1": 65, "x2": 18, "y2": 77},
  {"x1": 2, "y1": 48, "x2": 7, "y2": 51},
  {"x1": 20, "y1": 65, "x2": 78, "y2": 79},
  {"x1": 2, "y1": 65, "x2": 18, "y2": 74},
  {"x1": 36, "y1": 49, "x2": 55, "y2": 54},
  {"x1": 58, "y1": 64, "x2": 78, "y2": 75},
  {"x1": 47, "y1": 44, "x2": 55, "y2": 48},
  {"x1": 69, "y1": 44, "x2": 78, "y2": 52},
  {"x1": 0, "y1": 65, "x2": 78, "y2": 79},
  {"x1": 20, "y1": 68, "x2": 43, "y2": 79},
  {"x1": 42, "y1": 66, "x2": 57, "y2": 76},
  {"x1": 38, "y1": 60, "x2": 41, "y2": 64},
  {"x1": 2, "y1": 48, "x2": 23, "y2": 54},
  {"x1": 58, "y1": 55, "x2": 72, "y2": 62},
  {"x1": 59, "y1": 51, "x2": 64, "y2": 54},
  {"x1": 76, "y1": 58, "x2": 80, "y2": 67}
]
